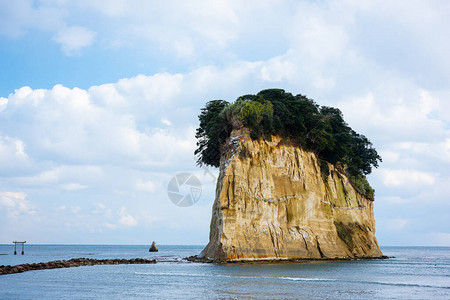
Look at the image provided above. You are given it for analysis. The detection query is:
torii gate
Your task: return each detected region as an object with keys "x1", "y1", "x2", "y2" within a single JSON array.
[{"x1": 13, "y1": 241, "x2": 26, "y2": 255}]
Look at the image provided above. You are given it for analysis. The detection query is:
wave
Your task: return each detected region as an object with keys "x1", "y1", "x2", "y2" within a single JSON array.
[
  {"x1": 134, "y1": 272, "x2": 256, "y2": 280},
  {"x1": 135, "y1": 272, "x2": 207, "y2": 277},
  {"x1": 136, "y1": 272, "x2": 342, "y2": 283},
  {"x1": 279, "y1": 277, "x2": 337, "y2": 282},
  {"x1": 280, "y1": 276, "x2": 450, "y2": 289},
  {"x1": 134, "y1": 272, "x2": 450, "y2": 289},
  {"x1": 362, "y1": 280, "x2": 450, "y2": 290}
]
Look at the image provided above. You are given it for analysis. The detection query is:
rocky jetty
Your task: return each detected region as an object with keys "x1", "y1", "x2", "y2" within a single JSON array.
[
  {"x1": 199, "y1": 130, "x2": 383, "y2": 261},
  {"x1": 0, "y1": 258, "x2": 156, "y2": 275}
]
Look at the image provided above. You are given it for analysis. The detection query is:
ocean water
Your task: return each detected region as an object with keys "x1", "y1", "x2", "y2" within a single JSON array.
[{"x1": 0, "y1": 245, "x2": 449, "y2": 299}]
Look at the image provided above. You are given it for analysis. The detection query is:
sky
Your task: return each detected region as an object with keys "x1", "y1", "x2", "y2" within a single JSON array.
[{"x1": 0, "y1": 0, "x2": 449, "y2": 246}]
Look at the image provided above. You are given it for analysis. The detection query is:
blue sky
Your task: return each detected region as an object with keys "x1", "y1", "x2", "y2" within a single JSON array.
[{"x1": 0, "y1": 0, "x2": 449, "y2": 246}]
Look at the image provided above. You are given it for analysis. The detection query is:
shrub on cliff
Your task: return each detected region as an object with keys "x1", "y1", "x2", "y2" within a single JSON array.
[
  {"x1": 194, "y1": 100, "x2": 232, "y2": 167},
  {"x1": 195, "y1": 89, "x2": 381, "y2": 195}
]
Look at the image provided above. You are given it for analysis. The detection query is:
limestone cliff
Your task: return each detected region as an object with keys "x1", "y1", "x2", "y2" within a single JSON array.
[{"x1": 200, "y1": 129, "x2": 383, "y2": 261}]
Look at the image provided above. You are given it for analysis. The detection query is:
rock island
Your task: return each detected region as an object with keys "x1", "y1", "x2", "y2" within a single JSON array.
[{"x1": 194, "y1": 89, "x2": 383, "y2": 261}]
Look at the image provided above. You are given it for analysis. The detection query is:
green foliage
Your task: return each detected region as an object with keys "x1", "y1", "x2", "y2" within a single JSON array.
[
  {"x1": 334, "y1": 221, "x2": 355, "y2": 249},
  {"x1": 319, "y1": 159, "x2": 330, "y2": 179},
  {"x1": 194, "y1": 89, "x2": 382, "y2": 198},
  {"x1": 194, "y1": 100, "x2": 232, "y2": 167},
  {"x1": 349, "y1": 175, "x2": 375, "y2": 201},
  {"x1": 334, "y1": 221, "x2": 368, "y2": 250},
  {"x1": 223, "y1": 98, "x2": 273, "y2": 129}
]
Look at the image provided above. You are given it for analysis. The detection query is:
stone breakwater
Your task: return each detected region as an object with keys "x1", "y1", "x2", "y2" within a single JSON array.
[{"x1": 0, "y1": 258, "x2": 156, "y2": 275}]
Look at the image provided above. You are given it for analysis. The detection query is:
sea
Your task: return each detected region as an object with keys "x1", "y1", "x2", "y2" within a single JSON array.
[{"x1": 0, "y1": 245, "x2": 449, "y2": 299}]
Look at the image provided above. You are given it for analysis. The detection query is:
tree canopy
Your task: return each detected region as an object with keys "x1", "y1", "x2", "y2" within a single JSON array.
[{"x1": 194, "y1": 89, "x2": 381, "y2": 198}]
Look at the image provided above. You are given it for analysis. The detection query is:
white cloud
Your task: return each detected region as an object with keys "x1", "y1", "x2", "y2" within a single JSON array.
[
  {"x1": 337, "y1": 89, "x2": 447, "y2": 145},
  {"x1": 161, "y1": 117, "x2": 172, "y2": 126},
  {"x1": 60, "y1": 183, "x2": 88, "y2": 191},
  {"x1": 0, "y1": 191, "x2": 35, "y2": 217},
  {"x1": 105, "y1": 0, "x2": 239, "y2": 57},
  {"x1": 15, "y1": 165, "x2": 102, "y2": 187},
  {"x1": 87, "y1": 204, "x2": 141, "y2": 229},
  {"x1": 393, "y1": 139, "x2": 450, "y2": 164},
  {"x1": 118, "y1": 207, "x2": 138, "y2": 227},
  {"x1": 259, "y1": 52, "x2": 296, "y2": 83},
  {"x1": 77, "y1": 0, "x2": 129, "y2": 18},
  {"x1": 139, "y1": 211, "x2": 160, "y2": 224},
  {"x1": 0, "y1": 135, "x2": 28, "y2": 160},
  {"x1": 378, "y1": 151, "x2": 400, "y2": 164},
  {"x1": 136, "y1": 179, "x2": 156, "y2": 193},
  {"x1": 53, "y1": 26, "x2": 96, "y2": 55},
  {"x1": 0, "y1": 0, "x2": 450, "y2": 245},
  {"x1": 104, "y1": 222, "x2": 118, "y2": 229},
  {"x1": 0, "y1": 97, "x2": 7, "y2": 111},
  {"x1": 1, "y1": 46, "x2": 449, "y2": 244},
  {"x1": 119, "y1": 214, "x2": 138, "y2": 227},
  {"x1": 292, "y1": 4, "x2": 349, "y2": 65},
  {"x1": 0, "y1": 0, "x2": 32, "y2": 37},
  {"x1": 113, "y1": 73, "x2": 183, "y2": 106},
  {"x1": 429, "y1": 232, "x2": 450, "y2": 246},
  {"x1": 3, "y1": 83, "x2": 197, "y2": 167},
  {"x1": 0, "y1": 135, "x2": 30, "y2": 173},
  {"x1": 386, "y1": 218, "x2": 409, "y2": 230},
  {"x1": 70, "y1": 206, "x2": 82, "y2": 214},
  {"x1": 56, "y1": 205, "x2": 82, "y2": 213},
  {"x1": 92, "y1": 203, "x2": 112, "y2": 218},
  {"x1": 378, "y1": 196, "x2": 407, "y2": 204},
  {"x1": 0, "y1": 0, "x2": 65, "y2": 37},
  {"x1": 88, "y1": 83, "x2": 126, "y2": 107},
  {"x1": 381, "y1": 169, "x2": 436, "y2": 188}
]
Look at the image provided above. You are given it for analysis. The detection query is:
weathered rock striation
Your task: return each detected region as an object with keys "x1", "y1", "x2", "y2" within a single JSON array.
[{"x1": 199, "y1": 129, "x2": 383, "y2": 261}]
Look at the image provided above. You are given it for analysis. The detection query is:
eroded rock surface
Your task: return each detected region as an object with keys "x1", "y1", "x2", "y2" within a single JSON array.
[{"x1": 200, "y1": 130, "x2": 383, "y2": 261}]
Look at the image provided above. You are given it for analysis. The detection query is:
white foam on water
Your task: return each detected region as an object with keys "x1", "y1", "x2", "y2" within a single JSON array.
[
  {"x1": 135, "y1": 272, "x2": 450, "y2": 290},
  {"x1": 279, "y1": 277, "x2": 337, "y2": 282}
]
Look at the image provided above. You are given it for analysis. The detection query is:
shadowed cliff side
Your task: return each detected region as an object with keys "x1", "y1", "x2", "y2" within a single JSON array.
[{"x1": 199, "y1": 129, "x2": 383, "y2": 261}]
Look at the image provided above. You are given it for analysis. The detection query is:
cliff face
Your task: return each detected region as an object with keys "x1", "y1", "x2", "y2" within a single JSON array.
[{"x1": 200, "y1": 129, "x2": 383, "y2": 261}]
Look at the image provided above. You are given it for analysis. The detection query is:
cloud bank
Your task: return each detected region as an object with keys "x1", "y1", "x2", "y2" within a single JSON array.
[{"x1": 0, "y1": 0, "x2": 449, "y2": 245}]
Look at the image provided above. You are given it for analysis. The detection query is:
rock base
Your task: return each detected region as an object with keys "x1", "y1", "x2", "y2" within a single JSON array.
[{"x1": 186, "y1": 255, "x2": 388, "y2": 264}]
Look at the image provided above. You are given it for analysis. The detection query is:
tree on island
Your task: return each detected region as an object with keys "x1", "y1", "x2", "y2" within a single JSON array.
[{"x1": 195, "y1": 89, "x2": 381, "y2": 200}]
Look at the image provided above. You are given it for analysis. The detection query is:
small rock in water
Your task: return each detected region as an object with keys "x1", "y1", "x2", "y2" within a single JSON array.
[{"x1": 149, "y1": 241, "x2": 158, "y2": 252}]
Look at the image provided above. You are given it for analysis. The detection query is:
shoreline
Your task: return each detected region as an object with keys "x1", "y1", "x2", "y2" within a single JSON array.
[
  {"x1": 0, "y1": 254, "x2": 391, "y2": 275},
  {"x1": 0, "y1": 257, "x2": 156, "y2": 275},
  {"x1": 185, "y1": 255, "x2": 390, "y2": 264}
]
